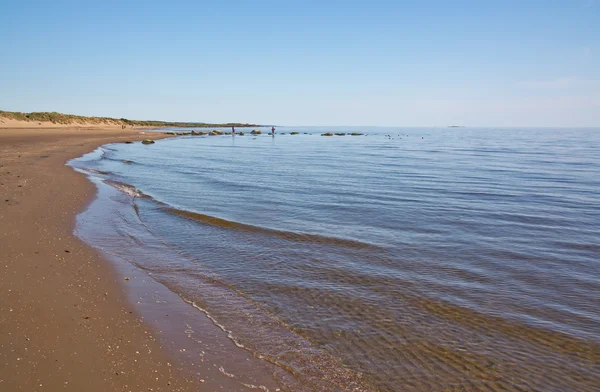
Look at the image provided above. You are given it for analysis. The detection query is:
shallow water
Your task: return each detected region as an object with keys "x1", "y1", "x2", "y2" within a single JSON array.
[{"x1": 70, "y1": 127, "x2": 600, "y2": 391}]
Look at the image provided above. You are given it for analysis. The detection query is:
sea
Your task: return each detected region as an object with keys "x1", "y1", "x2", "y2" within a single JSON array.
[{"x1": 69, "y1": 126, "x2": 600, "y2": 391}]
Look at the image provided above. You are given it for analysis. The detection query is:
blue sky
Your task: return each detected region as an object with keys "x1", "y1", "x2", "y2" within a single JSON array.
[{"x1": 1, "y1": 0, "x2": 599, "y2": 126}]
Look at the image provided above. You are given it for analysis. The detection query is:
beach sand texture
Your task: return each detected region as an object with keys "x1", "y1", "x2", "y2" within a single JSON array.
[{"x1": 0, "y1": 127, "x2": 194, "y2": 391}]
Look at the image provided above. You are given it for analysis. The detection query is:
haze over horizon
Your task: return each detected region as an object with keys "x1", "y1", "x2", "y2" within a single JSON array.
[{"x1": 1, "y1": 0, "x2": 599, "y2": 127}]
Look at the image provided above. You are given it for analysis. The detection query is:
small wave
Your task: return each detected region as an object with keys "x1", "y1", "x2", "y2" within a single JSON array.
[
  {"x1": 165, "y1": 207, "x2": 375, "y2": 249},
  {"x1": 182, "y1": 297, "x2": 251, "y2": 352},
  {"x1": 241, "y1": 383, "x2": 270, "y2": 391},
  {"x1": 80, "y1": 167, "x2": 112, "y2": 176},
  {"x1": 103, "y1": 179, "x2": 148, "y2": 198},
  {"x1": 100, "y1": 154, "x2": 138, "y2": 165},
  {"x1": 218, "y1": 366, "x2": 236, "y2": 378}
]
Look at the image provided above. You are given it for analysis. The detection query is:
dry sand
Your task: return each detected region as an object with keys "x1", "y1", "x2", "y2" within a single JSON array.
[
  {"x1": 0, "y1": 117, "x2": 129, "y2": 129},
  {"x1": 0, "y1": 127, "x2": 194, "y2": 391}
]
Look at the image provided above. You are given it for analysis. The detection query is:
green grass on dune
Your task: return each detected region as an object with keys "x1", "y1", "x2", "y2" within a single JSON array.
[{"x1": 0, "y1": 110, "x2": 261, "y2": 128}]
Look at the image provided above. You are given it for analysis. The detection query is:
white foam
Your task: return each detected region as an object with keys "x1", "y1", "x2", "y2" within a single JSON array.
[{"x1": 104, "y1": 180, "x2": 145, "y2": 198}]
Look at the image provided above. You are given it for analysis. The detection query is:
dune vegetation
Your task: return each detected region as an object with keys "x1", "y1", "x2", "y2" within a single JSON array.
[{"x1": 0, "y1": 110, "x2": 260, "y2": 128}]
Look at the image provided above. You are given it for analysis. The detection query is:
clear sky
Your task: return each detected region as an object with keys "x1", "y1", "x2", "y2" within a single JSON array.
[{"x1": 1, "y1": 0, "x2": 599, "y2": 126}]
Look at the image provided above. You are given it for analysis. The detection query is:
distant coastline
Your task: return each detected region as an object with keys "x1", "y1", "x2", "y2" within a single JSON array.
[{"x1": 0, "y1": 110, "x2": 261, "y2": 128}]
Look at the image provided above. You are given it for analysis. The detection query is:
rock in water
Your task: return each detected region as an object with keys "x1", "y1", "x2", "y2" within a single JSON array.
[
  {"x1": 251, "y1": 130, "x2": 261, "y2": 135},
  {"x1": 321, "y1": 132, "x2": 334, "y2": 136},
  {"x1": 141, "y1": 139, "x2": 155, "y2": 144}
]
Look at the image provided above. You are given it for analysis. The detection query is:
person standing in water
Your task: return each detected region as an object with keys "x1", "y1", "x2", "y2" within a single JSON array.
[
  {"x1": 271, "y1": 126, "x2": 275, "y2": 136},
  {"x1": 232, "y1": 126, "x2": 236, "y2": 136}
]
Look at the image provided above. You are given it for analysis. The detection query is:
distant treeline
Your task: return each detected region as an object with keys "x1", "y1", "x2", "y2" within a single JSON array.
[{"x1": 0, "y1": 110, "x2": 261, "y2": 128}]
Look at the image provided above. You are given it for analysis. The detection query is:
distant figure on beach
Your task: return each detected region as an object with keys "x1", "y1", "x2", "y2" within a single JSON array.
[
  {"x1": 232, "y1": 126, "x2": 236, "y2": 135},
  {"x1": 271, "y1": 127, "x2": 275, "y2": 136}
]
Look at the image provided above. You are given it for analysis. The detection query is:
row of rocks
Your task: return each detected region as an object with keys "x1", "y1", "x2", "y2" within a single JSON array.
[
  {"x1": 321, "y1": 132, "x2": 364, "y2": 136},
  {"x1": 166, "y1": 130, "x2": 229, "y2": 136},
  {"x1": 134, "y1": 131, "x2": 367, "y2": 145},
  {"x1": 164, "y1": 130, "x2": 368, "y2": 137}
]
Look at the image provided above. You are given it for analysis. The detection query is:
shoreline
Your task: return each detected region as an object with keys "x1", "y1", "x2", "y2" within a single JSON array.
[
  {"x1": 70, "y1": 146, "x2": 295, "y2": 391},
  {"x1": 68, "y1": 136, "x2": 378, "y2": 392},
  {"x1": 61, "y1": 129, "x2": 600, "y2": 392},
  {"x1": 0, "y1": 127, "x2": 279, "y2": 391}
]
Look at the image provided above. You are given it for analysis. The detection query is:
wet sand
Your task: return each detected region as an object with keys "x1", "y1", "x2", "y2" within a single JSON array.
[{"x1": 0, "y1": 127, "x2": 265, "y2": 391}]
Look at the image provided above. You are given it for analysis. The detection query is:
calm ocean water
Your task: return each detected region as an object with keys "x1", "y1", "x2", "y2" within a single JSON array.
[{"x1": 70, "y1": 127, "x2": 600, "y2": 391}]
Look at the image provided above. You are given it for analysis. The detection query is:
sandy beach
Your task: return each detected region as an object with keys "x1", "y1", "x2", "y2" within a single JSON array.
[
  {"x1": 2, "y1": 1, "x2": 597, "y2": 389},
  {"x1": 0, "y1": 126, "x2": 194, "y2": 391}
]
